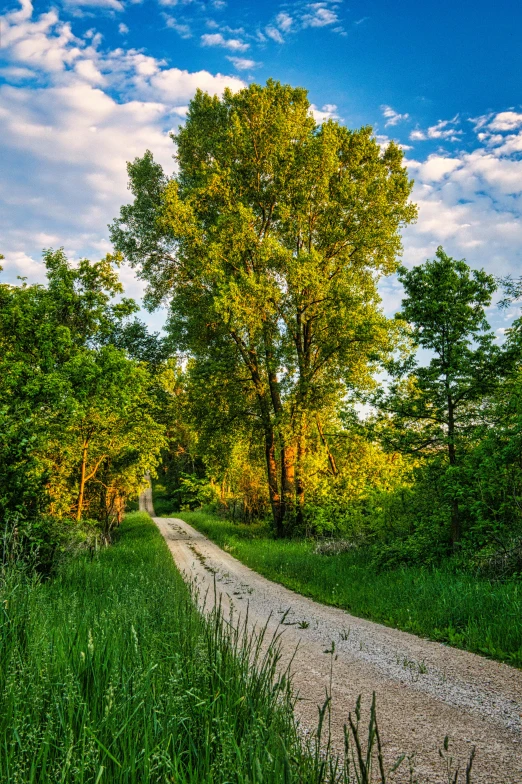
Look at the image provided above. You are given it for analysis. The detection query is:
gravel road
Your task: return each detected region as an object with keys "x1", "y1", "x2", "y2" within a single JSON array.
[{"x1": 149, "y1": 510, "x2": 522, "y2": 783}]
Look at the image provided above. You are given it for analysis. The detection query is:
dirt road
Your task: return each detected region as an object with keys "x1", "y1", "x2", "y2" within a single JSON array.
[{"x1": 153, "y1": 514, "x2": 522, "y2": 783}]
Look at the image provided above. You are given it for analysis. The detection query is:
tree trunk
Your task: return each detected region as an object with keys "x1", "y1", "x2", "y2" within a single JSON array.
[
  {"x1": 281, "y1": 442, "x2": 296, "y2": 531},
  {"x1": 262, "y1": 326, "x2": 296, "y2": 534},
  {"x1": 264, "y1": 426, "x2": 283, "y2": 536},
  {"x1": 316, "y1": 415, "x2": 338, "y2": 476},
  {"x1": 76, "y1": 440, "x2": 89, "y2": 521},
  {"x1": 447, "y1": 398, "x2": 460, "y2": 545},
  {"x1": 296, "y1": 435, "x2": 305, "y2": 527}
]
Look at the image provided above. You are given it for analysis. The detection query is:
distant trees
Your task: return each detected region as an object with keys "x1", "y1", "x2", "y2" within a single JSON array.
[
  {"x1": 0, "y1": 249, "x2": 165, "y2": 542},
  {"x1": 111, "y1": 79, "x2": 416, "y2": 535},
  {"x1": 378, "y1": 248, "x2": 503, "y2": 542},
  {"x1": 376, "y1": 248, "x2": 516, "y2": 547}
]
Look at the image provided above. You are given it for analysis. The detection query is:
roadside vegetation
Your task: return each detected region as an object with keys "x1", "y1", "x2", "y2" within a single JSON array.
[
  {"x1": 166, "y1": 506, "x2": 522, "y2": 667},
  {"x1": 0, "y1": 512, "x2": 318, "y2": 782}
]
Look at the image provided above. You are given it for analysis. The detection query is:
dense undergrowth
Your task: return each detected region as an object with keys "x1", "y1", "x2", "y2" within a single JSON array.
[
  {"x1": 0, "y1": 512, "x2": 328, "y2": 783},
  {"x1": 175, "y1": 509, "x2": 522, "y2": 667}
]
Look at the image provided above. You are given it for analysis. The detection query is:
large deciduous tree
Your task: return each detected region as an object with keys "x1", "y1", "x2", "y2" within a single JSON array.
[{"x1": 111, "y1": 79, "x2": 416, "y2": 534}]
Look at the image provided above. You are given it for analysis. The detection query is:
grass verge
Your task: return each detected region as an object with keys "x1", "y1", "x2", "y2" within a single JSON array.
[
  {"x1": 0, "y1": 512, "x2": 325, "y2": 783},
  {"x1": 175, "y1": 510, "x2": 522, "y2": 667}
]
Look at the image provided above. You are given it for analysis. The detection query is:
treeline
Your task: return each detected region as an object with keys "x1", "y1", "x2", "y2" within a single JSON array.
[{"x1": 2, "y1": 79, "x2": 522, "y2": 576}]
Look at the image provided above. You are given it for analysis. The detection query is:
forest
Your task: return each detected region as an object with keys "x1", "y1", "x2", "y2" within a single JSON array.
[{"x1": 1, "y1": 80, "x2": 521, "y2": 780}]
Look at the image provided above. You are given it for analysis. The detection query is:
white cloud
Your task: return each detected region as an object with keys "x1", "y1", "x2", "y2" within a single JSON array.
[
  {"x1": 302, "y1": 3, "x2": 338, "y2": 28},
  {"x1": 200, "y1": 32, "x2": 249, "y2": 51},
  {"x1": 62, "y1": 0, "x2": 124, "y2": 10},
  {"x1": 310, "y1": 103, "x2": 339, "y2": 123},
  {"x1": 488, "y1": 111, "x2": 522, "y2": 132},
  {"x1": 409, "y1": 116, "x2": 462, "y2": 142},
  {"x1": 226, "y1": 56, "x2": 260, "y2": 71},
  {"x1": 118, "y1": 23, "x2": 129, "y2": 35},
  {"x1": 409, "y1": 154, "x2": 462, "y2": 182},
  {"x1": 148, "y1": 66, "x2": 244, "y2": 101},
  {"x1": 0, "y1": 65, "x2": 36, "y2": 80},
  {"x1": 265, "y1": 26, "x2": 284, "y2": 43},
  {"x1": 375, "y1": 133, "x2": 412, "y2": 152},
  {"x1": 402, "y1": 131, "x2": 522, "y2": 287},
  {"x1": 381, "y1": 105, "x2": 409, "y2": 127},
  {"x1": 0, "y1": 0, "x2": 244, "y2": 295},
  {"x1": 75, "y1": 59, "x2": 106, "y2": 85},
  {"x1": 0, "y1": 250, "x2": 47, "y2": 282},
  {"x1": 164, "y1": 17, "x2": 192, "y2": 38},
  {"x1": 276, "y1": 12, "x2": 293, "y2": 31}
]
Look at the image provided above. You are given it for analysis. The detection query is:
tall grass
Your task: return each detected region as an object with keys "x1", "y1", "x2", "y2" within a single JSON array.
[
  {"x1": 177, "y1": 511, "x2": 522, "y2": 667},
  {"x1": 0, "y1": 512, "x2": 316, "y2": 782}
]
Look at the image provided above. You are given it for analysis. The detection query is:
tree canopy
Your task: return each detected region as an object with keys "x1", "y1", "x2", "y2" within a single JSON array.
[{"x1": 111, "y1": 79, "x2": 417, "y2": 534}]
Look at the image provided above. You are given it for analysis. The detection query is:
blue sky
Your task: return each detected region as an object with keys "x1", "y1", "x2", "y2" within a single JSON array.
[{"x1": 1, "y1": 0, "x2": 522, "y2": 333}]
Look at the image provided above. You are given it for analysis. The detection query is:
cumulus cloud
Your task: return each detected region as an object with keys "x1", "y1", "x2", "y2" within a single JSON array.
[
  {"x1": 381, "y1": 105, "x2": 409, "y2": 127},
  {"x1": 402, "y1": 117, "x2": 522, "y2": 284},
  {"x1": 148, "y1": 66, "x2": 243, "y2": 101},
  {"x1": 118, "y1": 23, "x2": 128, "y2": 35},
  {"x1": 0, "y1": 0, "x2": 244, "y2": 290},
  {"x1": 390, "y1": 123, "x2": 522, "y2": 329},
  {"x1": 488, "y1": 111, "x2": 522, "y2": 132},
  {"x1": 200, "y1": 32, "x2": 249, "y2": 51},
  {"x1": 75, "y1": 58, "x2": 106, "y2": 85}
]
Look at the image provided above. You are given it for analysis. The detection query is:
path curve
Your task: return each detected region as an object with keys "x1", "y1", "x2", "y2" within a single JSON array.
[{"x1": 153, "y1": 514, "x2": 522, "y2": 783}]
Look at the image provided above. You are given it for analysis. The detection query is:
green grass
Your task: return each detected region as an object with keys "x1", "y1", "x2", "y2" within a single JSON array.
[
  {"x1": 0, "y1": 512, "x2": 330, "y2": 783},
  {"x1": 175, "y1": 510, "x2": 522, "y2": 667}
]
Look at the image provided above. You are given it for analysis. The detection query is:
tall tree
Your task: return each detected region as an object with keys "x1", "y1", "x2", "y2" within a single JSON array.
[
  {"x1": 378, "y1": 247, "x2": 504, "y2": 544},
  {"x1": 111, "y1": 80, "x2": 416, "y2": 534}
]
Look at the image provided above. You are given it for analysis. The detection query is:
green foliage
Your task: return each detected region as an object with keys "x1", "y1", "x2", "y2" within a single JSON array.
[
  {"x1": 111, "y1": 79, "x2": 416, "y2": 534},
  {"x1": 1, "y1": 511, "x2": 474, "y2": 782},
  {"x1": 376, "y1": 247, "x2": 511, "y2": 545},
  {"x1": 0, "y1": 250, "x2": 165, "y2": 559}
]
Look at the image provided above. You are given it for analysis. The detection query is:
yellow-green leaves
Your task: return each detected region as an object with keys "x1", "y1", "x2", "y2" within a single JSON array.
[{"x1": 112, "y1": 79, "x2": 417, "y2": 531}]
